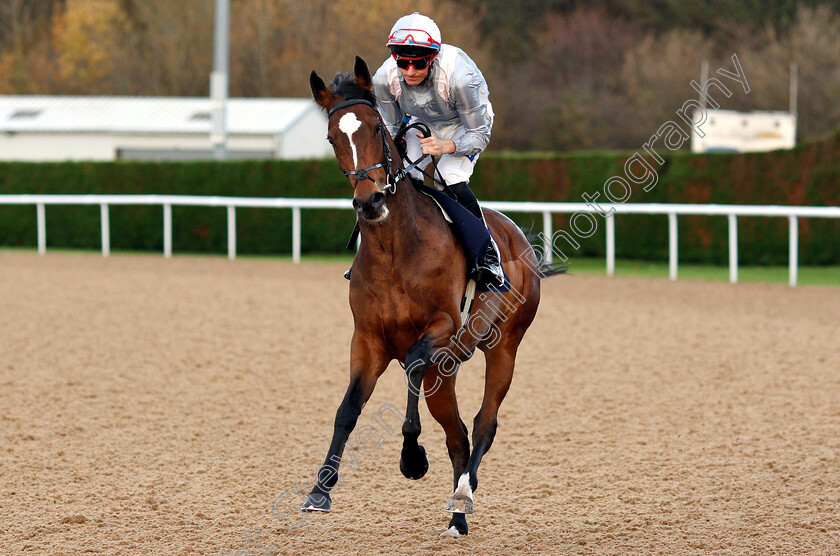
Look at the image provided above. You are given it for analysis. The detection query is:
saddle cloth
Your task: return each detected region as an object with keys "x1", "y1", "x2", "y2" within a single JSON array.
[{"x1": 413, "y1": 182, "x2": 510, "y2": 294}]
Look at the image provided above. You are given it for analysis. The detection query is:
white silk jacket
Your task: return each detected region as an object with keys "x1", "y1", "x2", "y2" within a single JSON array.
[{"x1": 372, "y1": 44, "x2": 494, "y2": 157}]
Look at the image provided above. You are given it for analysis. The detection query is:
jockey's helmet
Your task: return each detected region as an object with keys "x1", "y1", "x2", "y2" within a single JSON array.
[{"x1": 387, "y1": 12, "x2": 441, "y2": 61}]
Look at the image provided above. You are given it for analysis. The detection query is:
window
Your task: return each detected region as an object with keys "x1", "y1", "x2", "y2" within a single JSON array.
[{"x1": 10, "y1": 109, "x2": 42, "y2": 119}]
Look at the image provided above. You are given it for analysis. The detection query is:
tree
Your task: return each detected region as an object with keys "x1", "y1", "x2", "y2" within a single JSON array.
[
  {"x1": 52, "y1": 0, "x2": 129, "y2": 93},
  {"x1": 0, "y1": 0, "x2": 64, "y2": 51},
  {"x1": 122, "y1": 0, "x2": 214, "y2": 96}
]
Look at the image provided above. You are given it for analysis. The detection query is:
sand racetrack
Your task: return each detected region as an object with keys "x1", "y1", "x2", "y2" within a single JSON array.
[{"x1": 1, "y1": 250, "x2": 839, "y2": 555}]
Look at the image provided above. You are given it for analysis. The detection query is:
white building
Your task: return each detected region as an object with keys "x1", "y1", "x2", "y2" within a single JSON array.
[
  {"x1": 0, "y1": 96, "x2": 332, "y2": 161},
  {"x1": 692, "y1": 109, "x2": 797, "y2": 154}
]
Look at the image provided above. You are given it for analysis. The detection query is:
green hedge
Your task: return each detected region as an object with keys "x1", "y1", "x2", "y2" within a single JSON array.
[
  {"x1": 0, "y1": 160, "x2": 356, "y2": 255},
  {"x1": 1, "y1": 132, "x2": 838, "y2": 265}
]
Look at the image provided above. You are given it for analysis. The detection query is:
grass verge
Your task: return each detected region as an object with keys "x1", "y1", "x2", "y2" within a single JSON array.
[{"x1": 2, "y1": 247, "x2": 837, "y2": 286}]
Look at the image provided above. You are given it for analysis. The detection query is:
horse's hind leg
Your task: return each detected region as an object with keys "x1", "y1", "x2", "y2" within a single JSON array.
[
  {"x1": 423, "y1": 369, "x2": 471, "y2": 537},
  {"x1": 446, "y1": 341, "x2": 517, "y2": 514}
]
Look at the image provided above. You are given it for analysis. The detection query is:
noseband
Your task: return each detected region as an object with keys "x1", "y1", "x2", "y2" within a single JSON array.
[{"x1": 328, "y1": 99, "x2": 427, "y2": 194}]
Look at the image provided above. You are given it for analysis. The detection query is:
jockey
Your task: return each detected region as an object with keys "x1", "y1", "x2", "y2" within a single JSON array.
[{"x1": 371, "y1": 12, "x2": 505, "y2": 288}]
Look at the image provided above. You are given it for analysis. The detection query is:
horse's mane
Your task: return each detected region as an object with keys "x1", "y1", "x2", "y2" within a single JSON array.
[{"x1": 330, "y1": 72, "x2": 377, "y2": 105}]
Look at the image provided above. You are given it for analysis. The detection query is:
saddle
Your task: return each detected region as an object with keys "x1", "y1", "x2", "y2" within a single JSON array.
[{"x1": 413, "y1": 181, "x2": 509, "y2": 291}]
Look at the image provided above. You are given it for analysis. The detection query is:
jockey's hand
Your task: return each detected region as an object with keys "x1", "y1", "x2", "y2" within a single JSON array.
[{"x1": 418, "y1": 134, "x2": 456, "y2": 156}]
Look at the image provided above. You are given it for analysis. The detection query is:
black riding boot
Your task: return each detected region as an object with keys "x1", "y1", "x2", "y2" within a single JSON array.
[{"x1": 448, "y1": 182, "x2": 506, "y2": 288}]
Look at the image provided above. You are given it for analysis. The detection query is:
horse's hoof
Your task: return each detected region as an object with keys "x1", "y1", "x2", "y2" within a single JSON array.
[
  {"x1": 399, "y1": 444, "x2": 429, "y2": 480},
  {"x1": 301, "y1": 492, "x2": 331, "y2": 512},
  {"x1": 439, "y1": 526, "x2": 461, "y2": 539},
  {"x1": 448, "y1": 514, "x2": 469, "y2": 536},
  {"x1": 445, "y1": 473, "x2": 474, "y2": 514}
]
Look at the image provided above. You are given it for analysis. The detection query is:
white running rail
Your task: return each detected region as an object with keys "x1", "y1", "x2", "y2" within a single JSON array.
[{"x1": 1, "y1": 194, "x2": 838, "y2": 287}]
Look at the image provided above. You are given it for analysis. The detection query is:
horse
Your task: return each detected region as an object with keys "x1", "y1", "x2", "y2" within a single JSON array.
[{"x1": 302, "y1": 56, "x2": 563, "y2": 538}]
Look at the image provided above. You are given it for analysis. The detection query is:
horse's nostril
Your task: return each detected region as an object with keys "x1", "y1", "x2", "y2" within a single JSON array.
[
  {"x1": 354, "y1": 191, "x2": 386, "y2": 217},
  {"x1": 370, "y1": 192, "x2": 385, "y2": 209}
]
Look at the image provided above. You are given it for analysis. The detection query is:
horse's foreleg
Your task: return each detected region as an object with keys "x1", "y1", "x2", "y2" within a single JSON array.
[
  {"x1": 399, "y1": 337, "x2": 434, "y2": 480},
  {"x1": 423, "y1": 369, "x2": 471, "y2": 537},
  {"x1": 302, "y1": 337, "x2": 387, "y2": 512},
  {"x1": 447, "y1": 342, "x2": 516, "y2": 515}
]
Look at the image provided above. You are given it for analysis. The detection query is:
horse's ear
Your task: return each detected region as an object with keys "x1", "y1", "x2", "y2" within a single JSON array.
[
  {"x1": 310, "y1": 70, "x2": 335, "y2": 111},
  {"x1": 354, "y1": 56, "x2": 372, "y2": 91}
]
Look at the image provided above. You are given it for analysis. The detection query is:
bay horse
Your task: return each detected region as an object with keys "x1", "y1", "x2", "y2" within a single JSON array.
[{"x1": 303, "y1": 56, "x2": 562, "y2": 538}]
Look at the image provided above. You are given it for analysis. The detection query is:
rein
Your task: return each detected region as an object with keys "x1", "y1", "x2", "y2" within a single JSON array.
[
  {"x1": 328, "y1": 99, "x2": 429, "y2": 193},
  {"x1": 394, "y1": 121, "x2": 448, "y2": 189}
]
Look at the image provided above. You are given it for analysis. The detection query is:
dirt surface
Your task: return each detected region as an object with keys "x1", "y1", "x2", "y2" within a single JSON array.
[{"x1": 1, "y1": 250, "x2": 839, "y2": 555}]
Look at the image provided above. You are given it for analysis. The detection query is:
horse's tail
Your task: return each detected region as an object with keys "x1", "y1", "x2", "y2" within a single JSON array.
[
  {"x1": 539, "y1": 261, "x2": 569, "y2": 278},
  {"x1": 520, "y1": 224, "x2": 568, "y2": 279}
]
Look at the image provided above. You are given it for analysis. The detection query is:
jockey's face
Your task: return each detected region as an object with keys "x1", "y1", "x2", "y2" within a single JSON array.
[{"x1": 399, "y1": 64, "x2": 429, "y2": 87}]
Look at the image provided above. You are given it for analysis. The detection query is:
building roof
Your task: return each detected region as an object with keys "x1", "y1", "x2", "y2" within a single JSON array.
[{"x1": 0, "y1": 96, "x2": 321, "y2": 135}]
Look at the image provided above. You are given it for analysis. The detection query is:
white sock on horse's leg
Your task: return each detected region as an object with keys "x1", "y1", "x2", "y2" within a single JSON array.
[{"x1": 440, "y1": 525, "x2": 461, "y2": 539}]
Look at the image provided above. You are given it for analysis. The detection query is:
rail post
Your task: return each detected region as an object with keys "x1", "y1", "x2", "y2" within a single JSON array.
[
  {"x1": 606, "y1": 212, "x2": 615, "y2": 276},
  {"x1": 292, "y1": 207, "x2": 301, "y2": 264},
  {"x1": 227, "y1": 205, "x2": 236, "y2": 260},
  {"x1": 728, "y1": 214, "x2": 738, "y2": 284},
  {"x1": 163, "y1": 204, "x2": 172, "y2": 259},
  {"x1": 542, "y1": 211, "x2": 553, "y2": 264},
  {"x1": 100, "y1": 203, "x2": 110, "y2": 257},
  {"x1": 789, "y1": 215, "x2": 798, "y2": 287},
  {"x1": 668, "y1": 213, "x2": 678, "y2": 281},
  {"x1": 37, "y1": 203, "x2": 46, "y2": 255}
]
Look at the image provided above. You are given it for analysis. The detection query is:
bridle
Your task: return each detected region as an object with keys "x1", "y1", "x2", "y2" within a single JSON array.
[{"x1": 328, "y1": 99, "x2": 428, "y2": 194}]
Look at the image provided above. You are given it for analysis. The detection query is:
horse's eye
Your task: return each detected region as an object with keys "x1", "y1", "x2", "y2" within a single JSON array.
[
  {"x1": 326, "y1": 136, "x2": 335, "y2": 145},
  {"x1": 374, "y1": 124, "x2": 382, "y2": 135}
]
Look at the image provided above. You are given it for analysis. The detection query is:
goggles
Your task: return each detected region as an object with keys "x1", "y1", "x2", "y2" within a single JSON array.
[
  {"x1": 387, "y1": 28, "x2": 441, "y2": 50},
  {"x1": 392, "y1": 52, "x2": 436, "y2": 70}
]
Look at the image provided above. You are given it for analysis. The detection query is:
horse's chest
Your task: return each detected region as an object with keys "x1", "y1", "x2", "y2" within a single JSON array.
[
  {"x1": 379, "y1": 290, "x2": 427, "y2": 329},
  {"x1": 370, "y1": 287, "x2": 440, "y2": 345}
]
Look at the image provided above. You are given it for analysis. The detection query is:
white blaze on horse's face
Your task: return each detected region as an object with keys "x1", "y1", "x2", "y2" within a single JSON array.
[{"x1": 338, "y1": 112, "x2": 362, "y2": 168}]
